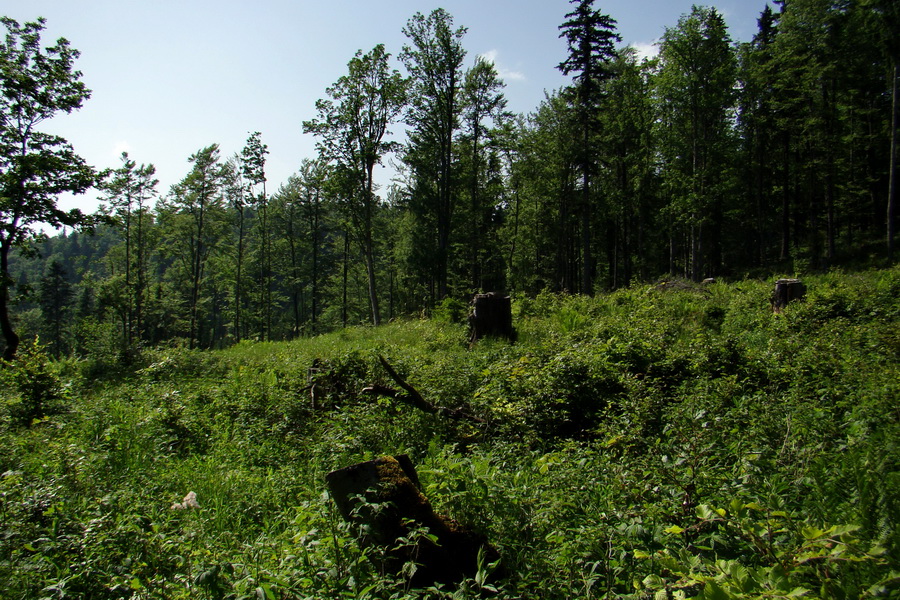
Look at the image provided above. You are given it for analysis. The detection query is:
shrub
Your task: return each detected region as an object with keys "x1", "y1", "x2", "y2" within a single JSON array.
[{"x1": 0, "y1": 340, "x2": 70, "y2": 427}]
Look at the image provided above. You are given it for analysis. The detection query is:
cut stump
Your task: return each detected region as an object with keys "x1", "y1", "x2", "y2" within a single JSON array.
[
  {"x1": 325, "y1": 455, "x2": 498, "y2": 586},
  {"x1": 772, "y1": 278, "x2": 805, "y2": 312},
  {"x1": 469, "y1": 293, "x2": 515, "y2": 344}
]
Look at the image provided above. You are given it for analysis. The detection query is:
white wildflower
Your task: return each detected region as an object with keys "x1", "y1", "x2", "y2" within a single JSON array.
[{"x1": 171, "y1": 491, "x2": 199, "y2": 510}]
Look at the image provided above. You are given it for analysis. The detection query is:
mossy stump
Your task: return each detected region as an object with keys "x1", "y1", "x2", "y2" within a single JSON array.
[{"x1": 325, "y1": 455, "x2": 497, "y2": 586}]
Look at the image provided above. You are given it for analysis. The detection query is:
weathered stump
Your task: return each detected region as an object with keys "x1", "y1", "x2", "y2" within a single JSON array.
[
  {"x1": 468, "y1": 293, "x2": 515, "y2": 344},
  {"x1": 325, "y1": 455, "x2": 498, "y2": 586},
  {"x1": 772, "y1": 278, "x2": 805, "y2": 312}
]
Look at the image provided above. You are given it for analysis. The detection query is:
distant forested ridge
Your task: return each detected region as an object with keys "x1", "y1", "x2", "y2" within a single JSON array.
[{"x1": 5, "y1": 0, "x2": 898, "y2": 355}]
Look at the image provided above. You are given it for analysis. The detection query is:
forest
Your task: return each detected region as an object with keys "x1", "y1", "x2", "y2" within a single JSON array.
[
  {"x1": 1, "y1": 1, "x2": 900, "y2": 599},
  {"x1": 2, "y1": 0, "x2": 898, "y2": 357}
]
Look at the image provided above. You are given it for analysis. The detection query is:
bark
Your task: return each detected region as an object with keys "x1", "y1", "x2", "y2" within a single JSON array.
[
  {"x1": 1, "y1": 242, "x2": 20, "y2": 361},
  {"x1": 889, "y1": 62, "x2": 898, "y2": 261},
  {"x1": 364, "y1": 163, "x2": 381, "y2": 326}
]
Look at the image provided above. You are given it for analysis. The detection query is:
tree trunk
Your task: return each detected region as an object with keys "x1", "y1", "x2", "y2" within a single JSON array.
[
  {"x1": 365, "y1": 165, "x2": 381, "y2": 326},
  {"x1": 0, "y1": 242, "x2": 20, "y2": 361},
  {"x1": 781, "y1": 133, "x2": 791, "y2": 261},
  {"x1": 889, "y1": 61, "x2": 898, "y2": 261}
]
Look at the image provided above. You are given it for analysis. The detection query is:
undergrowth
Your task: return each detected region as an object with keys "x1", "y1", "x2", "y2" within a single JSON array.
[{"x1": 1, "y1": 268, "x2": 899, "y2": 598}]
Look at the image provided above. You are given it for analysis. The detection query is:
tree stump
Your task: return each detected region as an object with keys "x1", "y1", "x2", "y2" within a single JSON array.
[
  {"x1": 772, "y1": 278, "x2": 805, "y2": 312},
  {"x1": 468, "y1": 293, "x2": 515, "y2": 344},
  {"x1": 325, "y1": 455, "x2": 498, "y2": 586}
]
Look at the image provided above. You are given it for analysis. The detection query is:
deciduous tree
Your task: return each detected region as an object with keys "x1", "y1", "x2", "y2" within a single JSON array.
[
  {"x1": 401, "y1": 9, "x2": 467, "y2": 302},
  {"x1": 304, "y1": 45, "x2": 406, "y2": 325},
  {"x1": 0, "y1": 17, "x2": 96, "y2": 359}
]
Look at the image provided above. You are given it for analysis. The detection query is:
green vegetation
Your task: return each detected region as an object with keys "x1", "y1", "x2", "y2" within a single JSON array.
[{"x1": 2, "y1": 269, "x2": 899, "y2": 599}]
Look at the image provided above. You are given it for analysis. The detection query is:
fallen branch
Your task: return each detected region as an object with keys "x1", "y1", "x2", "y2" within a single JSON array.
[{"x1": 362, "y1": 355, "x2": 485, "y2": 424}]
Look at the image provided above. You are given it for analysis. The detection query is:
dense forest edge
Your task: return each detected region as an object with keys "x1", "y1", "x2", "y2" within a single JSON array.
[{"x1": 2, "y1": 268, "x2": 900, "y2": 598}]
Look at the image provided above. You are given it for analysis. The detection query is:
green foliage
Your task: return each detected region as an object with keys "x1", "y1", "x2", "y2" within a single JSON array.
[
  {"x1": 0, "y1": 339, "x2": 70, "y2": 426},
  {"x1": 432, "y1": 297, "x2": 469, "y2": 324}
]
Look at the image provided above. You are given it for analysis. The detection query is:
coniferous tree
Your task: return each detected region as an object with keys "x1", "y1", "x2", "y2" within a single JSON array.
[
  {"x1": 557, "y1": 0, "x2": 621, "y2": 294},
  {"x1": 241, "y1": 132, "x2": 273, "y2": 339},
  {"x1": 38, "y1": 259, "x2": 71, "y2": 357},
  {"x1": 100, "y1": 152, "x2": 157, "y2": 347},
  {"x1": 222, "y1": 155, "x2": 248, "y2": 341},
  {"x1": 862, "y1": 0, "x2": 900, "y2": 259},
  {"x1": 157, "y1": 145, "x2": 227, "y2": 349}
]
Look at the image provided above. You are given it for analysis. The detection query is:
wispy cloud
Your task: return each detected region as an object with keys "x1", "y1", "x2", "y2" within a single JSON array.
[{"x1": 477, "y1": 49, "x2": 526, "y2": 82}]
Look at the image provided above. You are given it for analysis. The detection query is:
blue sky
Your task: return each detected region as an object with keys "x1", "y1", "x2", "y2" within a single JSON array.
[{"x1": 6, "y1": 1, "x2": 772, "y2": 216}]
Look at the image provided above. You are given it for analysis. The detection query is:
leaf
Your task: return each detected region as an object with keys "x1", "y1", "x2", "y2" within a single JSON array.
[
  {"x1": 665, "y1": 525, "x2": 685, "y2": 535},
  {"x1": 801, "y1": 526, "x2": 825, "y2": 540},
  {"x1": 257, "y1": 583, "x2": 276, "y2": 600},
  {"x1": 696, "y1": 504, "x2": 725, "y2": 520},
  {"x1": 702, "y1": 580, "x2": 732, "y2": 600}
]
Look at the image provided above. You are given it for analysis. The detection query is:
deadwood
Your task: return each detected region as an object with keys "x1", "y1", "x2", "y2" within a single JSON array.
[{"x1": 362, "y1": 355, "x2": 486, "y2": 423}]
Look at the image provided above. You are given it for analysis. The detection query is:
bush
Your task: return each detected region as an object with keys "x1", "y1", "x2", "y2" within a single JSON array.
[{"x1": 0, "y1": 340, "x2": 70, "y2": 427}]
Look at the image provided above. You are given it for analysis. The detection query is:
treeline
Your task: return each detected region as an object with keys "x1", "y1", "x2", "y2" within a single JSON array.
[{"x1": 7, "y1": 0, "x2": 899, "y2": 356}]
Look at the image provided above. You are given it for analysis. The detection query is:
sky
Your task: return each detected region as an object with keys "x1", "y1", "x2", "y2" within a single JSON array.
[{"x1": 5, "y1": 0, "x2": 773, "y2": 217}]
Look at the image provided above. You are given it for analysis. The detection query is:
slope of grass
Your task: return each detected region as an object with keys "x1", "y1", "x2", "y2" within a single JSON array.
[{"x1": 2, "y1": 269, "x2": 899, "y2": 599}]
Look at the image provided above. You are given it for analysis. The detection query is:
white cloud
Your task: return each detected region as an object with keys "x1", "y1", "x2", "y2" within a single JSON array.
[
  {"x1": 477, "y1": 49, "x2": 526, "y2": 82},
  {"x1": 631, "y1": 41, "x2": 660, "y2": 62},
  {"x1": 480, "y1": 49, "x2": 499, "y2": 63}
]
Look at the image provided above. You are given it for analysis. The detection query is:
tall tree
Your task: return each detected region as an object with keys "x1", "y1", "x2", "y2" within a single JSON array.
[
  {"x1": 737, "y1": 5, "x2": 782, "y2": 266},
  {"x1": 862, "y1": 0, "x2": 900, "y2": 259},
  {"x1": 298, "y1": 159, "x2": 328, "y2": 329},
  {"x1": 0, "y1": 17, "x2": 96, "y2": 359},
  {"x1": 508, "y1": 92, "x2": 580, "y2": 293},
  {"x1": 222, "y1": 154, "x2": 248, "y2": 342},
  {"x1": 401, "y1": 9, "x2": 467, "y2": 302},
  {"x1": 100, "y1": 152, "x2": 157, "y2": 347},
  {"x1": 656, "y1": 6, "x2": 737, "y2": 279},
  {"x1": 557, "y1": 0, "x2": 621, "y2": 294},
  {"x1": 304, "y1": 44, "x2": 407, "y2": 325},
  {"x1": 461, "y1": 56, "x2": 508, "y2": 292},
  {"x1": 158, "y1": 145, "x2": 226, "y2": 349},
  {"x1": 600, "y1": 48, "x2": 660, "y2": 286},
  {"x1": 241, "y1": 131, "x2": 272, "y2": 339}
]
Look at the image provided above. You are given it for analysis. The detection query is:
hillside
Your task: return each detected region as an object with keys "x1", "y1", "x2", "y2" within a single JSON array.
[{"x1": 2, "y1": 269, "x2": 899, "y2": 599}]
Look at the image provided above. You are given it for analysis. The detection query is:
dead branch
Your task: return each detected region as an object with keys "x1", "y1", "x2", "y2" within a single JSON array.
[{"x1": 362, "y1": 356, "x2": 485, "y2": 424}]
